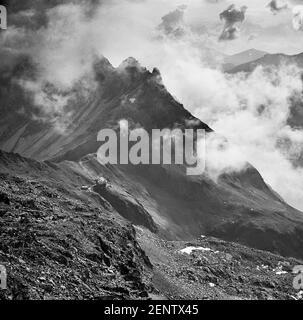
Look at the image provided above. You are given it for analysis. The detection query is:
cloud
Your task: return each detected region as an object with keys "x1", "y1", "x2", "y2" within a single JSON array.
[
  {"x1": 157, "y1": 5, "x2": 187, "y2": 38},
  {"x1": 219, "y1": 4, "x2": 247, "y2": 41},
  {"x1": 293, "y1": 5, "x2": 303, "y2": 30},
  {"x1": 171, "y1": 61, "x2": 303, "y2": 209},
  {"x1": 265, "y1": 0, "x2": 303, "y2": 32},
  {"x1": 267, "y1": 0, "x2": 289, "y2": 14},
  {"x1": 0, "y1": 1, "x2": 103, "y2": 130},
  {"x1": 248, "y1": 33, "x2": 257, "y2": 41}
]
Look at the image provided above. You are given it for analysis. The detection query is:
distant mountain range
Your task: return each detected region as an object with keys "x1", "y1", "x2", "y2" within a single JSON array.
[
  {"x1": 223, "y1": 49, "x2": 268, "y2": 72},
  {"x1": 227, "y1": 52, "x2": 303, "y2": 74}
]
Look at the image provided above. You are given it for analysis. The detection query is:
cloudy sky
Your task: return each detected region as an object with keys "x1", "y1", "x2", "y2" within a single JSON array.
[{"x1": 183, "y1": 0, "x2": 303, "y2": 54}]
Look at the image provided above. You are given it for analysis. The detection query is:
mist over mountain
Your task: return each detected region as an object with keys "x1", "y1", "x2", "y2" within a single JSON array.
[{"x1": 227, "y1": 51, "x2": 303, "y2": 168}]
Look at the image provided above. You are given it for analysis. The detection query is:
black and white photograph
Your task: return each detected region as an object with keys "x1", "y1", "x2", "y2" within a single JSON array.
[{"x1": 1, "y1": 0, "x2": 303, "y2": 306}]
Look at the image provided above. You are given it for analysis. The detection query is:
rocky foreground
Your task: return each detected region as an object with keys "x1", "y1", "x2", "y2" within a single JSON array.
[
  {"x1": 137, "y1": 227, "x2": 303, "y2": 300},
  {"x1": 0, "y1": 150, "x2": 302, "y2": 300},
  {"x1": 0, "y1": 153, "x2": 153, "y2": 300}
]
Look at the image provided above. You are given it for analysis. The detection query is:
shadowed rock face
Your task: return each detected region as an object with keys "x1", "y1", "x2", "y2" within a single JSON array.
[{"x1": 1, "y1": 57, "x2": 303, "y2": 260}]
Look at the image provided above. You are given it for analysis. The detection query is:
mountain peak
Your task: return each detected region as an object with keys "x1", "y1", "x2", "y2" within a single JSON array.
[
  {"x1": 118, "y1": 57, "x2": 145, "y2": 71},
  {"x1": 117, "y1": 57, "x2": 149, "y2": 82},
  {"x1": 150, "y1": 67, "x2": 163, "y2": 84},
  {"x1": 93, "y1": 56, "x2": 115, "y2": 82}
]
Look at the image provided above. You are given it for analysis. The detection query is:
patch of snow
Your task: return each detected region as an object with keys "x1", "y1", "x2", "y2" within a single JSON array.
[
  {"x1": 179, "y1": 247, "x2": 212, "y2": 255},
  {"x1": 273, "y1": 265, "x2": 288, "y2": 275}
]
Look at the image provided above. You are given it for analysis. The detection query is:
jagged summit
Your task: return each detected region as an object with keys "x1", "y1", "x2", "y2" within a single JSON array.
[
  {"x1": 94, "y1": 55, "x2": 115, "y2": 72},
  {"x1": 93, "y1": 56, "x2": 164, "y2": 85},
  {"x1": 119, "y1": 57, "x2": 143, "y2": 69},
  {"x1": 118, "y1": 57, "x2": 147, "y2": 74},
  {"x1": 150, "y1": 67, "x2": 163, "y2": 84}
]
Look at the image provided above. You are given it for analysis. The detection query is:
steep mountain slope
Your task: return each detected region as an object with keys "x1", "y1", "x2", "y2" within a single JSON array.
[
  {"x1": 0, "y1": 57, "x2": 210, "y2": 161},
  {"x1": 79, "y1": 154, "x2": 303, "y2": 259},
  {"x1": 1, "y1": 57, "x2": 303, "y2": 259}
]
